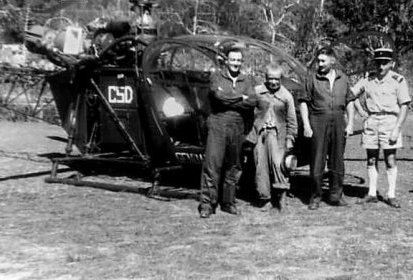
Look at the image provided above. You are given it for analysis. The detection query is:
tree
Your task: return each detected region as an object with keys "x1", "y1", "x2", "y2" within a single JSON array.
[
  {"x1": 253, "y1": 0, "x2": 301, "y2": 45},
  {"x1": 327, "y1": 0, "x2": 413, "y2": 52}
]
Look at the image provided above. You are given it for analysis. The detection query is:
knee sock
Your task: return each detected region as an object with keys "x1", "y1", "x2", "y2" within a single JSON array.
[
  {"x1": 386, "y1": 166, "x2": 397, "y2": 199},
  {"x1": 367, "y1": 166, "x2": 378, "y2": 196}
]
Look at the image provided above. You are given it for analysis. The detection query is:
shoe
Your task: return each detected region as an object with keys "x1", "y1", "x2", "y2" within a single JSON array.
[
  {"x1": 273, "y1": 191, "x2": 286, "y2": 212},
  {"x1": 198, "y1": 205, "x2": 215, "y2": 219},
  {"x1": 385, "y1": 198, "x2": 401, "y2": 208},
  {"x1": 259, "y1": 201, "x2": 274, "y2": 212},
  {"x1": 199, "y1": 208, "x2": 213, "y2": 218},
  {"x1": 356, "y1": 195, "x2": 379, "y2": 204},
  {"x1": 308, "y1": 200, "x2": 320, "y2": 210},
  {"x1": 330, "y1": 198, "x2": 349, "y2": 207},
  {"x1": 252, "y1": 198, "x2": 271, "y2": 208},
  {"x1": 221, "y1": 205, "x2": 240, "y2": 215}
]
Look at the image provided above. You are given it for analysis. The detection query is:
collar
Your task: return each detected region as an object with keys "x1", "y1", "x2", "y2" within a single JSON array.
[
  {"x1": 262, "y1": 85, "x2": 286, "y2": 97},
  {"x1": 375, "y1": 70, "x2": 393, "y2": 83},
  {"x1": 315, "y1": 69, "x2": 343, "y2": 80},
  {"x1": 220, "y1": 69, "x2": 246, "y2": 81}
]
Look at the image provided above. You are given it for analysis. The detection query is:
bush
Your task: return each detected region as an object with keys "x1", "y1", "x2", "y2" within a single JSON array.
[{"x1": 399, "y1": 51, "x2": 413, "y2": 99}]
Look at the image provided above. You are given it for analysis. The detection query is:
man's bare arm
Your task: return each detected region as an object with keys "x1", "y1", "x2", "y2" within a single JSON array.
[
  {"x1": 299, "y1": 102, "x2": 313, "y2": 138},
  {"x1": 345, "y1": 101, "x2": 355, "y2": 137},
  {"x1": 389, "y1": 103, "x2": 409, "y2": 144}
]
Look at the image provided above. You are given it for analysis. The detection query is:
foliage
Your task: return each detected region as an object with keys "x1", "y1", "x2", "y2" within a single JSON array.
[
  {"x1": 326, "y1": 0, "x2": 413, "y2": 53},
  {"x1": 399, "y1": 50, "x2": 413, "y2": 97},
  {"x1": 0, "y1": 0, "x2": 412, "y2": 67},
  {"x1": 0, "y1": 4, "x2": 25, "y2": 42}
]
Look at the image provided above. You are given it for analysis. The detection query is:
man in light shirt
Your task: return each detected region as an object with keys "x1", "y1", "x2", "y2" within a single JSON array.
[{"x1": 351, "y1": 48, "x2": 411, "y2": 208}]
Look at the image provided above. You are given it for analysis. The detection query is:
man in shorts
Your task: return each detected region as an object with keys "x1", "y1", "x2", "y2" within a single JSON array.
[{"x1": 351, "y1": 48, "x2": 411, "y2": 208}]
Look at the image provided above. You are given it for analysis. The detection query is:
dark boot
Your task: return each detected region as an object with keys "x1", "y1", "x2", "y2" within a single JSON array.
[{"x1": 221, "y1": 204, "x2": 240, "y2": 215}]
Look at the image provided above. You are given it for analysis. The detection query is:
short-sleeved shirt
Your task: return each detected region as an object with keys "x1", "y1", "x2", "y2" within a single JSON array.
[
  {"x1": 298, "y1": 69, "x2": 355, "y2": 115},
  {"x1": 351, "y1": 70, "x2": 411, "y2": 114}
]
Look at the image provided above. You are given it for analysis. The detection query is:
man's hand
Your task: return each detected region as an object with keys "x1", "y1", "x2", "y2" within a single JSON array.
[
  {"x1": 359, "y1": 111, "x2": 369, "y2": 120},
  {"x1": 389, "y1": 126, "x2": 401, "y2": 145},
  {"x1": 303, "y1": 124, "x2": 313, "y2": 138},
  {"x1": 345, "y1": 123, "x2": 354, "y2": 138},
  {"x1": 286, "y1": 138, "x2": 294, "y2": 150}
]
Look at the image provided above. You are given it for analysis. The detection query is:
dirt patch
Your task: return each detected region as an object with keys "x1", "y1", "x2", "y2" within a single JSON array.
[{"x1": 1, "y1": 119, "x2": 413, "y2": 279}]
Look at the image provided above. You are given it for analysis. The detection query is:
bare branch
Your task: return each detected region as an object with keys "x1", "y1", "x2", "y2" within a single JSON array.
[
  {"x1": 274, "y1": 12, "x2": 285, "y2": 27},
  {"x1": 262, "y1": 6, "x2": 268, "y2": 22}
]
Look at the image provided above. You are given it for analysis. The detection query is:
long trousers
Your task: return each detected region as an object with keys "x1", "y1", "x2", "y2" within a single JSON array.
[
  {"x1": 255, "y1": 129, "x2": 289, "y2": 200},
  {"x1": 309, "y1": 113, "x2": 346, "y2": 202},
  {"x1": 199, "y1": 113, "x2": 244, "y2": 211}
]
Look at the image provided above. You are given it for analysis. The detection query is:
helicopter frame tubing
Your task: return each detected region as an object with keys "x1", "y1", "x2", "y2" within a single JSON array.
[{"x1": 0, "y1": 64, "x2": 57, "y2": 123}]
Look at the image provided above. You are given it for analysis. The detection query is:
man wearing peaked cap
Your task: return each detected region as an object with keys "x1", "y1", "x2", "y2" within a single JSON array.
[{"x1": 351, "y1": 47, "x2": 411, "y2": 208}]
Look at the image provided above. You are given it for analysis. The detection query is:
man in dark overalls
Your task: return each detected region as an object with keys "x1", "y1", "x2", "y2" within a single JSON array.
[
  {"x1": 298, "y1": 46, "x2": 356, "y2": 210},
  {"x1": 198, "y1": 47, "x2": 256, "y2": 218}
]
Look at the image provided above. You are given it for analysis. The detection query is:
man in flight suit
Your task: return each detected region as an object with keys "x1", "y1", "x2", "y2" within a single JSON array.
[
  {"x1": 298, "y1": 46, "x2": 356, "y2": 210},
  {"x1": 351, "y1": 48, "x2": 410, "y2": 208},
  {"x1": 198, "y1": 47, "x2": 256, "y2": 218}
]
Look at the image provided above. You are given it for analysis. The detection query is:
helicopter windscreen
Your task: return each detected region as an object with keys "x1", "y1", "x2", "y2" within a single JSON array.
[
  {"x1": 240, "y1": 44, "x2": 304, "y2": 93},
  {"x1": 145, "y1": 43, "x2": 215, "y2": 146}
]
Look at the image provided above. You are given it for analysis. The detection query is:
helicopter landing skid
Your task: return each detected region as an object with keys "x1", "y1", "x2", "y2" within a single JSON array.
[
  {"x1": 44, "y1": 155, "x2": 193, "y2": 200},
  {"x1": 45, "y1": 154, "x2": 150, "y2": 191}
]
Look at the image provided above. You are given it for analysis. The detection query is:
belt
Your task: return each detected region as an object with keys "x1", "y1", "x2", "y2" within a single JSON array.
[
  {"x1": 369, "y1": 112, "x2": 397, "y2": 116},
  {"x1": 259, "y1": 126, "x2": 277, "y2": 134}
]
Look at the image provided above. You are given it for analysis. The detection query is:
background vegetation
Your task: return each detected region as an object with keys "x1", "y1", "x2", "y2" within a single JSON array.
[{"x1": 0, "y1": 0, "x2": 412, "y2": 84}]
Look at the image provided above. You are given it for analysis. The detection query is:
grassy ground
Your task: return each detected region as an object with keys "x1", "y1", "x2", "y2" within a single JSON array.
[{"x1": 1, "y1": 119, "x2": 413, "y2": 280}]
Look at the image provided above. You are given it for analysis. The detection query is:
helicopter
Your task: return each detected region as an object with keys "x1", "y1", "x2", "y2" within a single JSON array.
[
  {"x1": 40, "y1": 33, "x2": 310, "y2": 195},
  {"x1": 22, "y1": 1, "x2": 395, "y2": 196}
]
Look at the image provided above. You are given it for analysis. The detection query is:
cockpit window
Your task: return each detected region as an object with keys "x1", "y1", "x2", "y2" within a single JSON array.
[
  {"x1": 152, "y1": 44, "x2": 215, "y2": 72},
  {"x1": 241, "y1": 44, "x2": 301, "y2": 85}
]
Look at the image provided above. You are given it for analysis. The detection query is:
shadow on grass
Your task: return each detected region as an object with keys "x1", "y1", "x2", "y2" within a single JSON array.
[
  {"x1": 0, "y1": 168, "x2": 72, "y2": 182},
  {"x1": 37, "y1": 152, "x2": 67, "y2": 159},
  {"x1": 345, "y1": 157, "x2": 413, "y2": 161},
  {"x1": 240, "y1": 165, "x2": 368, "y2": 206},
  {"x1": 47, "y1": 136, "x2": 68, "y2": 143},
  {"x1": 31, "y1": 150, "x2": 369, "y2": 203}
]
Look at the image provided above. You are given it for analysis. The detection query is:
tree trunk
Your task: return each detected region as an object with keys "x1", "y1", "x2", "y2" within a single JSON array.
[{"x1": 193, "y1": 0, "x2": 199, "y2": 34}]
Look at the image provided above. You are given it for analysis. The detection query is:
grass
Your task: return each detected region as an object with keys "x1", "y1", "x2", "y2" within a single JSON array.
[{"x1": 1, "y1": 118, "x2": 413, "y2": 279}]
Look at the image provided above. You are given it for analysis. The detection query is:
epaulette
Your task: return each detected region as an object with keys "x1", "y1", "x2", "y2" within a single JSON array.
[{"x1": 391, "y1": 73, "x2": 404, "y2": 83}]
